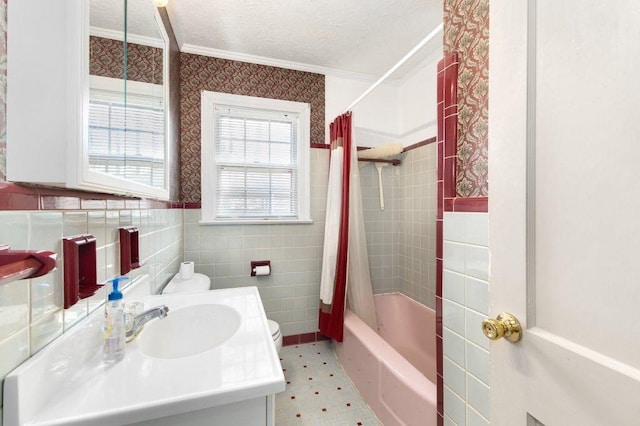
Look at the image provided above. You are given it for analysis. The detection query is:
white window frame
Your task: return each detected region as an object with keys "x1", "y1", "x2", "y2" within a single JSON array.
[{"x1": 200, "y1": 91, "x2": 311, "y2": 225}]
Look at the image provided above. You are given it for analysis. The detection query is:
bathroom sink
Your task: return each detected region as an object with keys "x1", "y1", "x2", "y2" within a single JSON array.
[{"x1": 137, "y1": 304, "x2": 241, "y2": 359}]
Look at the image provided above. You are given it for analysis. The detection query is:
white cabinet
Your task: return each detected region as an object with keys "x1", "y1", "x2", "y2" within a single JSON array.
[
  {"x1": 128, "y1": 396, "x2": 276, "y2": 426},
  {"x1": 7, "y1": 0, "x2": 170, "y2": 199}
]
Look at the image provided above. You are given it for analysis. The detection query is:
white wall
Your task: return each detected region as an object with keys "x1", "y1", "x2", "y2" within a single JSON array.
[
  {"x1": 398, "y1": 51, "x2": 440, "y2": 145},
  {"x1": 325, "y1": 51, "x2": 439, "y2": 149},
  {"x1": 325, "y1": 74, "x2": 400, "y2": 146}
]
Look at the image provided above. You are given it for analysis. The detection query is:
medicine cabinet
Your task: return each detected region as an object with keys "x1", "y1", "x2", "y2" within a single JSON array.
[{"x1": 7, "y1": 0, "x2": 171, "y2": 199}]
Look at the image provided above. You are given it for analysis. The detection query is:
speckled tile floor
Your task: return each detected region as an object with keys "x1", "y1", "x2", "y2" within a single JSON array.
[{"x1": 275, "y1": 341, "x2": 381, "y2": 426}]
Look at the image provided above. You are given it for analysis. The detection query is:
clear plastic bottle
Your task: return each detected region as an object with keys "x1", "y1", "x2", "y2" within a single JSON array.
[{"x1": 103, "y1": 277, "x2": 128, "y2": 363}]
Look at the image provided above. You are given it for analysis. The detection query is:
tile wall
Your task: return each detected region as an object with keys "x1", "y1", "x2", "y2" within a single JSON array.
[
  {"x1": 360, "y1": 143, "x2": 437, "y2": 309},
  {"x1": 396, "y1": 144, "x2": 437, "y2": 309},
  {"x1": 183, "y1": 148, "x2": 329, "y2": 337},
  {"x1": 359, "y1": 160, "x2": 399, "y2": 295},
  {"x1": 442, "y1": 212, "x2": 490, "y2": 425},
  {"x1": 0, "y1": 205, "x2": 183, "y2": 422}
]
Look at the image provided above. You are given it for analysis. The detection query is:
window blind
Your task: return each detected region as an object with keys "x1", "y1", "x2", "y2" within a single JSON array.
[
  {"x1": 214, "y1": 106, "x2": 299, "y2": 219},
  {"x1": 88, "y1": 88, "x2": 165, "y2": 188}
]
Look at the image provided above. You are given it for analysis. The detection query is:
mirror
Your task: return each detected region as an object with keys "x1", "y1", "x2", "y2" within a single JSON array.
[{"x1": 89, "y1": 0, "x2": 168, "y2": 195}]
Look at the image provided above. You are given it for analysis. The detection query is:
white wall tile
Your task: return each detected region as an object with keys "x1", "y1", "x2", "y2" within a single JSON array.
[
  {"x1": 29, "y1": 212, "x2": 62, "y2": 252},
  {"x1": 467, "y1": 406, "x2": 490, "y2": 426},
  {"x1": 465, "y1": 309, "x2": 489, "y2": 351},
  {"x1": 0, "y1": 280, "x2": 29, "y2": 339},
  {"x1": 444, "y1": 212, "x2": 466, "y2": 243},
  {"x1": 445, "y1": 414, "x2": 458, "y2": 426},
  {"x1": 443, "y1": 299, "x2": 465, "y2": 336},
  {"x1": 444, "y1": 356, "x2": 466, "y2": 398},
  {"x1": 30, "y1": 269, "x2": 62, "y2": 321},
  {"x1": 464, "y1": 245, "x2": 489, "y2": 281},
  {"x1": 444, "y1": 386, "x2": 467, "y2": 426},
  {"x1": 443, "y1": 327, "x2": 465, "y2": 367},
  {"x1": 465, "y1": 277, "x2": 488, "y2": 315},
  {"x1": 88, "y1": 211, "x2": 106, "y2": 248},
  {"x1": 63, "y1": 212, "x2": 88, "y2": 238},
  {"x1": 464, "y1": 213, "x2": 488, "y2": 247},
  {"x1": 467, "y1": 373, "x2": 490, "y2": 420},
  {"x1": 443, "y1": 270, "x2": 465, "y2": 305},
  {"x1": 443, "y1": 242, "x2": 466, "y2": 274},
  {"x1": 29, "y1": 310, "x2": 63, "y2": 355},
  {"x1": 466, "y1": 342, "x2": 489, "y2": 386},
  {"x1": 63, "y1": 299, "x2": 88, "y2": 331},
  {"x1": 0, "y1": 212, "x2": 29, "y2": 248}
]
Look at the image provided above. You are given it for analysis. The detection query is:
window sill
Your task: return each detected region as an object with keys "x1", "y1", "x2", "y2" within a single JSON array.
[{"x1": 198, "y1": 219, "x2": 314, "y2": 226}]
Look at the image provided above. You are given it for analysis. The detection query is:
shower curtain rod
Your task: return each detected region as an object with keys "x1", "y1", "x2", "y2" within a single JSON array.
[{"x1": 344, "y1": 22, "x2": 444, "y2": 113}]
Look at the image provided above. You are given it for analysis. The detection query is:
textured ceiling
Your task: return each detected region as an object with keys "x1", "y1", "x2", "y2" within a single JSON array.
[
  {"x1": 91, "y1": 0, "x2": 162, "y2": 41},
  {"x1": 166, "y1": 0, "x2": 443, "y2": 78}
]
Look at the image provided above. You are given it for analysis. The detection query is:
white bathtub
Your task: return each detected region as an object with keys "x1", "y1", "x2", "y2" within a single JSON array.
[{"x1": 333, "y1": 293, "x2": 437, "y2": 426}]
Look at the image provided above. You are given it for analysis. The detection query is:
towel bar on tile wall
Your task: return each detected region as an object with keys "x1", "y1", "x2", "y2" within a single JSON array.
[{"x1": 0, "y1": 245, "x2": 57, "y2": 287}]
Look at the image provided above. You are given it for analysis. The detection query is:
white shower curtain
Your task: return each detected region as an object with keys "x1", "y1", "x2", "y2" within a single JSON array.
[
  {"x1": 346, "y1": 120, "x2": 378, "y2": 331},
  {"x1": 320, "y1": 112, "x2": 378, "y2": 338}
]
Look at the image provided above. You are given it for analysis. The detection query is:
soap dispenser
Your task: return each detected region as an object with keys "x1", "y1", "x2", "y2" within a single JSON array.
[{"x1": 103, "y1": 276, "x2": 129, "y2": 363}]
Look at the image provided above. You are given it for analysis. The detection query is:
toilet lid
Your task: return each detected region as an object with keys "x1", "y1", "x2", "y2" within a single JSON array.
[{"x1": 267, "y1": 319, "x2": 280, "y2": 337}]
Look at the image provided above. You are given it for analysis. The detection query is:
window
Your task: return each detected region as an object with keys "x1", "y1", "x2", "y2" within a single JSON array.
[
  {"x1": 201, "y1": 92, "x2": 311, "y2": 224},
  {"x1": 88, "y1": 76, "x2": 166, "y2": 189}
]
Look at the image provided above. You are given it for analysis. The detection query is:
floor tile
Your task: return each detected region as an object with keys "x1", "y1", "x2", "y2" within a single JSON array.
[{"x1": 276, "y1": 341, "x2": 381, "y2": 426}]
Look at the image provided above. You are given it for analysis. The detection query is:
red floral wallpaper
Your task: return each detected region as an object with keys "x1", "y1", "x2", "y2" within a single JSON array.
[
  {"x1": 90, "y1": 36, "x2": 163, "y2": 84},
  {"x1": 180, "y1": 53, "x2": 325, "y2": 203},
  {"x1": 444, "y1": 0, "x2": 489, "y2": 198}
]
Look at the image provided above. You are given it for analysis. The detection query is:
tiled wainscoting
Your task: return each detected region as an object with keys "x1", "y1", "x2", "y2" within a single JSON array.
[
  {"x1": 442, "y1": 212, "x2": 490, "y2": 425},
  {"x1": 0, "y1": 201, "x2": 183, "y2": 421}
]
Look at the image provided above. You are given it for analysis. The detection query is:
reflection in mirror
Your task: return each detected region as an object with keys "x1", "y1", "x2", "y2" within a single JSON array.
[{"x1": 89, "y1": 0, "x2": 167, "y2": 191}]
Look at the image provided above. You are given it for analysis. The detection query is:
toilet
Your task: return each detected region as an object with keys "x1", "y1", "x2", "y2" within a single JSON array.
[
  {"x1": 162, "y1": 268, "x2": 283, "y2": 354},
  {"x1": 268, "y1": 319, "x2": 283, "y2": 354}
]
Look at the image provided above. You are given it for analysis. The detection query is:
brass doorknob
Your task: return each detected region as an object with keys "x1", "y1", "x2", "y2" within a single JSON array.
[{"x1": 482, "y1": 312, "x2": 522, "y2": 343}]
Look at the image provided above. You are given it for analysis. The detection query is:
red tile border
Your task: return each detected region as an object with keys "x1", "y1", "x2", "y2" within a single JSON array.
[
  {"x1": 437, "y1": 374, "x2": 444, "y2": 416},
  {"x1": 443, "y1": 198, "x2": 455, "y2": 212},
  {"x1": 282, "y1": 331, "x2": 327, "y2": 347},
  {"x1": 403, "y1": 137, "x2": 437, "y2": 152},
  {"x1": 310, "y1": 143, "x2": 330, "y2": 149},
  {"x1": 299, "y1": 332, "x2": 316, "y2": 344},
  {"x1": 436, "y1": 335, "x2": 443, "y2": 373},
  {"x1": 0, "y1": 183, "x2": 182, "y2": 212},
  {"x1": 0, "y1": 183, "x2": 40, "y2": 210},
  {"x1": 452, "y1": 197, "x2": 488, "y2": 212},
  {"x1": 282, "y1": 335, "x2": 299, "y2": 346},
  {"x1": 183, "y1": 202, "x2": 202, "y2": 209}
]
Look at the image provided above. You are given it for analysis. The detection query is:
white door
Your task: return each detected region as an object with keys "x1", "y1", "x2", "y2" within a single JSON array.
[{"x1": 489, "y1": 1, "x2": 640, "y2": 425}]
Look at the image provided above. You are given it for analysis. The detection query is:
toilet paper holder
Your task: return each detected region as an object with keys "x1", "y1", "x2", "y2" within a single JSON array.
[{"x1": 251, "y1": 260, "x2": 271, "y2": 276}]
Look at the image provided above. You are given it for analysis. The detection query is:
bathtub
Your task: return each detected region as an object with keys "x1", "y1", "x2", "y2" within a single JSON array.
[{"x1": 333, "y1": 293, "x2": 437, "y2": 426}]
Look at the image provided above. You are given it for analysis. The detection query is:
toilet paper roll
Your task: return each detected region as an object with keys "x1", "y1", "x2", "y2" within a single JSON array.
[
  {"x1": 254, "y1": 265, "x2": 270, "y2": 276},
  {"x1": 179, "y1": 261, "x2": 195, "y2": 280}
]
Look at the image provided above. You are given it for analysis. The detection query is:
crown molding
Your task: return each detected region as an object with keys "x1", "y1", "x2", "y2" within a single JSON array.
[
  {"x1": 180, "y1": 43, "x2": 381, "y2": 82},
  {"x1": 90, "y1": 26, "x2": 164, "y2": 48}
]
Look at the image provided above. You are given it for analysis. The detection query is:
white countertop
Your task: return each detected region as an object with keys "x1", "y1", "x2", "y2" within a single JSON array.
[{"x1": 3, "y1": 281, "x2": 285, "y2": 426}]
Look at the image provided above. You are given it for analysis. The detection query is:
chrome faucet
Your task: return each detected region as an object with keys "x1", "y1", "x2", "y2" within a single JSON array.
[{"x1": 126, "y1": 305, "x2": 169, "y2": 342}]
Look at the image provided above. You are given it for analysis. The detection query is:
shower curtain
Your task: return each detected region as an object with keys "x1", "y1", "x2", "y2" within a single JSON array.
[{"x1": 319, "y1": 112, "x2": 377, "y2": 341}]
